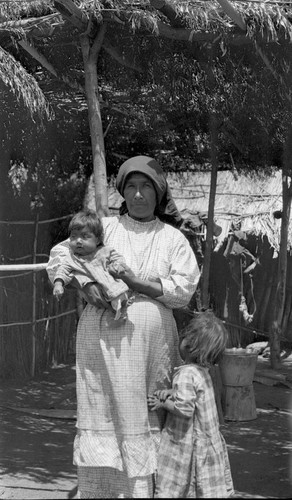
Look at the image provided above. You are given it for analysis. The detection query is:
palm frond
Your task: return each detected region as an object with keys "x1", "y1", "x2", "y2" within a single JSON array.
[{"x1": 0, "y1": 44, "x2": 51, "y2": 119}]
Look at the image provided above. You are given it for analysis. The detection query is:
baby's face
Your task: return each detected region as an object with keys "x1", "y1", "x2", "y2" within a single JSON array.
[{"x1": 69, "y1": 227, "x2": 100, "y2": 256}]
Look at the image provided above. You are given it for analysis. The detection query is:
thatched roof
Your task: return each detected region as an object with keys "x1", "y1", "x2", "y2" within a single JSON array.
[
  {"x1": 86, "y1": 168, "x2": 287, "y2": 252},
  {"x1": 1, "y1": 0, "x2": 292, "y2": 49},
  {"x1": 1, "y1": 0, "x2": 292, "y2": 43},
  {"x1": 1, "y1": 0, "x2": 292, "y2": 117},
  {"x1": 167, "y1": 169, "x2": 284, "y2": 252}
]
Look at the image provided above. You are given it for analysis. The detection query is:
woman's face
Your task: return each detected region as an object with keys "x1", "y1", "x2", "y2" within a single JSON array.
[{"x1": 123, "y1": 173, "x2": 157, "y2": 222}]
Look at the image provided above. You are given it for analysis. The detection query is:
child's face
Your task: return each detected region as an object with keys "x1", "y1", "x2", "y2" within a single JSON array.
[
  {"x1": 179, "y1": 338, "x2": 189, "y2": 362},
  {"x1": 69, "y1": 227, "x2": 100, "y2": 256}
]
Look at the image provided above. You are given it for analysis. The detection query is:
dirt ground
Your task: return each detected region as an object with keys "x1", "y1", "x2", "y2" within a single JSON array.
[{"x1": 0, "y1": 353, "x2": 292, "y2": 499}]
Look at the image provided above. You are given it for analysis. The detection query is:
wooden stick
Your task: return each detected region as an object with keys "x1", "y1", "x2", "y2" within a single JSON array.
[{"x1": 0, "y1": 309, "x2": 77, "y2": 329}]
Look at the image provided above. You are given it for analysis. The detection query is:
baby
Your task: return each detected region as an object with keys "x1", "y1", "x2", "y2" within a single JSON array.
[{"x1": 51, "y1": 209, "x2": 130, "y2": 320}]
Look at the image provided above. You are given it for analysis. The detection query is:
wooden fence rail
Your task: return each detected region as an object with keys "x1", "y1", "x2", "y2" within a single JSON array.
[
  {"x1": 0, "y1": 214, "x2": 75, "y2": 378},
  {"x1": 0, "y1": 263, "x2": 48, "y2": 271}
]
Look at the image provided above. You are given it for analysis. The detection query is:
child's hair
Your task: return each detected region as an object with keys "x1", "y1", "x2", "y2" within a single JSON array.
[
  {"x1": 68, "y1": 210, "x2": 104, "y2": 241},
  {"x1": 180, "y1": 310, "x2": 229, "y2": 367}
]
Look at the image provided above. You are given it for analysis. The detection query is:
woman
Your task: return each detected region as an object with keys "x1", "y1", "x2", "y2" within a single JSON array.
[{"x1": 47, "y1": 155, "x2": 200, "y2": 498}]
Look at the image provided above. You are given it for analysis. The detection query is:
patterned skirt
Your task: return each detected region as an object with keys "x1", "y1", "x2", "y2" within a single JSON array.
[{"x1": 73, "y1": 297, "x2": 181, "y2": 497}]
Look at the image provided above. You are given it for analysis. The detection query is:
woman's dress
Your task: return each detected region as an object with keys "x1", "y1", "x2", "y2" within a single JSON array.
[
  {"x1": 47, "y1": 214, "x2": 200, "y2": 497},
  {"x1": 155, "y1": 364, "x2": 234, "y2": 498}
]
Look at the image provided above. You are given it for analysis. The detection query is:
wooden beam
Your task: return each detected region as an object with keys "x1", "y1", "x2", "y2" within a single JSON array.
[
  {"x1": 150, "y1": 0, "x2": 188, "y2": 28},
  {"x1": 0, "y1": 14, "x2": 62, "y2": 31},
  {"x1": 216, "y1": 0, "x2": 246, "y2": 31},
  {"x1": 0, "y1": 4, "x2": 280, "y2": 48},
  {"x1": 54, "y1": 0, "x2": 88, "y2": 31},
  {"x1": 104, "y1": 12, "x2": 262, "y2": 46}
]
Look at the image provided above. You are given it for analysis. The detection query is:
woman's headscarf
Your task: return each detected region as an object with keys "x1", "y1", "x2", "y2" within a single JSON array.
[{"x1": 116, "y1": 155, "x2": 183, "y2": 228}]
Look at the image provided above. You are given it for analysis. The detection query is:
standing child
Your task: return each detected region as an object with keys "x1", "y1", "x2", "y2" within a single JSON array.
[
  {"x1": 147, "y1": 310, "x2": 234, "y2": 498},
  {"x1": 51, "y1": 210, "x2": 131, "y2": 320}
]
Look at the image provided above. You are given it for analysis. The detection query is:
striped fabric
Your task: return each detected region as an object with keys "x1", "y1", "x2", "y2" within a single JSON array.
[
  {"x1": 47, "y1": 214, "x2": 200, "y2": 498},
  {"x1": 155, "y1": 365, "x2": 234, "y2": 498}
]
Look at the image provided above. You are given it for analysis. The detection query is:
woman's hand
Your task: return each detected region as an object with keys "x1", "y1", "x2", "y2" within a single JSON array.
[
  {"x1": 108, "y1": 263, "x2": 136, "y2": 286},
  {"x1": 82, "y1": 283, "x2": 112, "y2": 309},
  {"x1": 109, "y1": 264, "x2": 163, "y2": 299}
]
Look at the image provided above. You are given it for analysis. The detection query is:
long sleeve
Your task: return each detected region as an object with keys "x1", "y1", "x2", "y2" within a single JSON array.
[
  {"x1": 46, "y1": 240, "x2": 70, "y2": 284},
  {"x1": 46, "y1": 239, "x2": 94, "y2": 289},
  {"x1": 54, "y1": 259, "x2": 75, "y2": 286},
  {"x1": 172, "y1": 366, "x2": 201, "y2": 418},
  {"x1": 156, "y1": 230, "x2": 200, "y2": 309}
]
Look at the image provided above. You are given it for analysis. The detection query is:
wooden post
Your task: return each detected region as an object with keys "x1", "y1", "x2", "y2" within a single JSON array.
[
  {"x1": 270, "y1": 141, "x2": 292, "y2": 369},
  {"x1": 31, "y1": 212, "x2": 39, "y2": 377},
  {"x1": 54, "y1": 0, "x2": 109, "y2": 217},
  {"x1": 201, "y1": 114, "x2": 218, "y2": 310},
  {"x1": 201, "y1": 42, "x2": 219, "y2": 311},
  {"x1": 80, "y1": 26, "x2": 109, "y2": 218},
  {"x1": 201, "y1": 48, "x2": 224, "y2": 420}
]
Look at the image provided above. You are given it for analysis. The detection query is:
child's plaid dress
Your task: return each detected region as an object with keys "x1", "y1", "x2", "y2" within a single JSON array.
[{"x1": 155, "y1": 364, "x2": 234, "y2": 498}]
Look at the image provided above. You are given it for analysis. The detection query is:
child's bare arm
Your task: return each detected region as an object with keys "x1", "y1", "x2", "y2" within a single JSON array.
[
  {"x1": 154, "y1": 389, "x2": 174, "y2": 401},
  {"x1": 147, "y1": 394, "x2": 164, "y2": 412},
  {"x1": 148, "y1": 383, "x2": 195, "y2": 418},
  {"x1": 147, "y1": 389, "x2": 173, "y2": 410},
  {"x1": 147, "y1": 393, "x2": 188, "y2": 417}
]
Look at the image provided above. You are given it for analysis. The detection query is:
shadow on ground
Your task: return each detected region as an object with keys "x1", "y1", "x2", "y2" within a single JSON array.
[
  {"x1": 1, "y1": 359, "x2": 292, "y2": 499},
  {"x1": 0, "y1": 363, "x2": 77, "y2": 499},
  {"x1": 222, "y1": 382, "x2": 292, "y2": 499}
]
